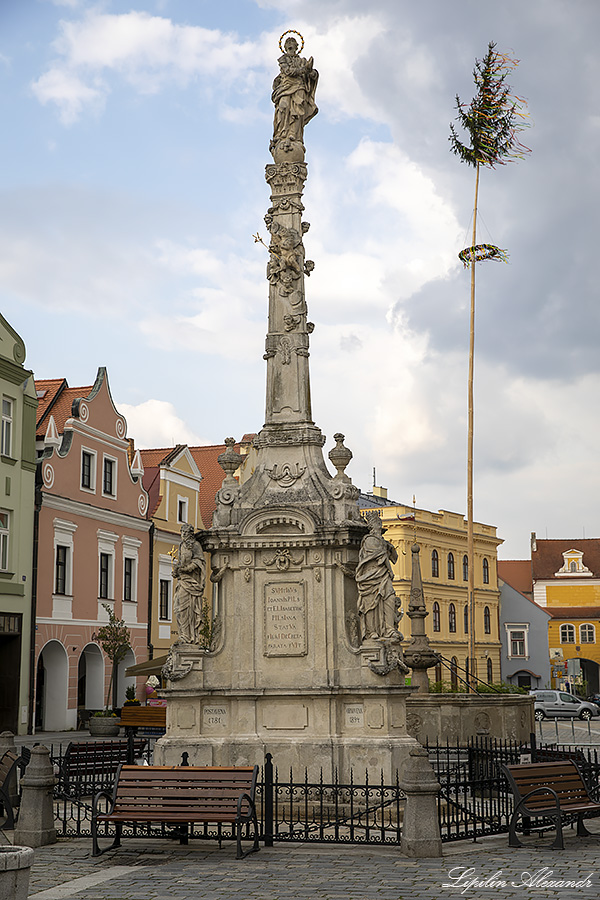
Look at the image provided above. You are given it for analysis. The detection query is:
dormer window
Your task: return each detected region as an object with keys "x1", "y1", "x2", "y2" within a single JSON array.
[{"x1": 556, "y1": 549, "x2": 591, "y2": 577}]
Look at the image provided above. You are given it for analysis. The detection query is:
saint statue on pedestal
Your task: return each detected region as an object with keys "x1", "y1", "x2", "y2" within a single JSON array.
[
  {"x1": 355, "y1": 511, "x2": 401, "y2": 641},
  {"x1": 172, "y1": 524, "x2": 206, "y2": 644},
  {"x1": 271, "y1": 34, "x2": 319, "y2": 146}
]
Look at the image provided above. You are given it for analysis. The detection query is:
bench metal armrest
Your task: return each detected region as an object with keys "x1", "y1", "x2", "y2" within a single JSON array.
[
  {"x1": 92, "y1": 788, "x2": 116, "y2": 818},
  {"x1": 236, "y1": 791, "x2": 256, "y2": 823},
  {"x1": 516, "y1": 785, "x2": 560, "y2": 816}
]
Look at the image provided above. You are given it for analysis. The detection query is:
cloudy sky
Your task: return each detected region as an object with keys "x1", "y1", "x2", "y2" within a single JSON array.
[{"x1": 1, "y1": 0, "x2": 598, "y2": 558}]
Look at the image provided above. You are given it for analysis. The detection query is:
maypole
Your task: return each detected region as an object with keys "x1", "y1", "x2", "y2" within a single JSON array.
[{"x1": 449, "y1": 42, "x2": 530, "y2": 688}]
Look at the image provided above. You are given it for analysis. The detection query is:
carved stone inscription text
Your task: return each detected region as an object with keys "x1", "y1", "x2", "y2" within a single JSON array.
[{"x1": 264, "y1": 581, "x2": 307, "y2": 657}]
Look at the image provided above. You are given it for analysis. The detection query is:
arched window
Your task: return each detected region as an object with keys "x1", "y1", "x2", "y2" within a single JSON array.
[
  {"x1": 463, "y1": 555, "x2": 468, "y2": 581},
  {"x1": 570, "y1": 561, "x2": 577, "y2": 572},
  {"x1": 450, "y1": 657, "x2": 458, "y2": 690},
  {"x1": 483, "y1": 557, "x2": 489, "y2": 584},
  {"x1": 449, "y1": 602, "x2": 456, "y2": 633},
  {"x1": 434, "y1": 661, "x2": 443, "y2": 684},
  {"x1": 431, "y1": 549, "x2": 439, "y2": 578},
  {"x1": 448, "y1": 552, "x2": 455, "y2": 580},
  {"x1": 487, "y1": 657, "x2": 493, "y2": 684},
  {"x1": 580, "y1": 624, "x2": 595, "y2": 644},
  {"x1": 560, "y1": 624, "x2": 575, "y2": 643},
  {"x1": 465, "y1": 656, "x2": 470, "y2": 684},
  {"x1": 433, "y1": 601, "x2": 440, "y2": 632},
  {"x1": 484, "y1": 606, "x2": 491, "y2": 635},
  {"x1": 463, "y1": 604, "x2": 469, "y2": 633}
]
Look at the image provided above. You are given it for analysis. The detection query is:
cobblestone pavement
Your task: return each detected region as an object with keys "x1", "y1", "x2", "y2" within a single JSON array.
[{"x1": 3, "y1": 824, "x2": 600, "y2": 900}]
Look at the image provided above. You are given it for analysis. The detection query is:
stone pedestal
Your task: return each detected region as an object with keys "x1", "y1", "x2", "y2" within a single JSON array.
[
  {"x1": 400, "y1": 745, "x2": 442, "y2": 858},
  {"x1": 14, "y1": 745, "x2": 56, "y2": 848}
]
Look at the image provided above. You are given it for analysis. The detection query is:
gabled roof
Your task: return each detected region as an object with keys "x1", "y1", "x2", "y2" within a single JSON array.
[
  {"x1": 532, "y1": 539, "x2": 600, "y2": 579},
  {"x1": 497, "y1": 559, "x2": 533, "y2": 595}
]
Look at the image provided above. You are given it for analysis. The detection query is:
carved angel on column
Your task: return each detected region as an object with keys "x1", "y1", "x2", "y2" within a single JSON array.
[{"x1": 271, "y1": 36, "x2": 318, "y2": 147}]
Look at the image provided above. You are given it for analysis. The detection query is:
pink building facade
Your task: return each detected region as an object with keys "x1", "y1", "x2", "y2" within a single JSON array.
[{"x1": 34, "y1": 368, "x2": 150, "y2": 731}]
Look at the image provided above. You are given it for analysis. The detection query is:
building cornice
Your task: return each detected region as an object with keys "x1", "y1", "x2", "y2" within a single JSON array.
[{"x1": 41, "y1": 492, "x2": 151, "y2": 533}]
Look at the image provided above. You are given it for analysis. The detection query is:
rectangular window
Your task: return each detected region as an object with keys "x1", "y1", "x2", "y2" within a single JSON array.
[
  {"x1": 159, "y1": 579, "x2": 171, "y2": 620},
  {"x1": 55, "y1": 545, "x2": 68, "y2": 594},
  {"x1": 99, "y1": 552, "x2": 110, "y2": 599},
  {"x1": 103, "y1": 458, "x2": 115, "y2": 496},
  {"x1": 1, "y1": 397, "x2": 12, "y2": 457},
  {"x1": 177, "y1": 498, "x2": 188, "y2": 524},
  {"x1": 124, "y1": 558, "x2": 134, "y2": 602},
  {"x1": 0, "y1": 511, "x2": 9, "y2": 571},
  {"x1": 81, "y1": 450, "x2": 94, "y2": 490},
  {"x1": 510, "y1": 630, "x2": 526, "y2": 657}
]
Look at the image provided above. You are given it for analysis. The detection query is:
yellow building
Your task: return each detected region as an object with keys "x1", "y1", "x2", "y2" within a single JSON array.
[
  {"x1": 530, "y1": 535, "x2": 600, "y2": 694},
  {"x1": 361, "y1": 496, "x2": 502, "y2": 688},
  {"x1": 140, "y1": 445, "x2": 205, "y2": 660}
]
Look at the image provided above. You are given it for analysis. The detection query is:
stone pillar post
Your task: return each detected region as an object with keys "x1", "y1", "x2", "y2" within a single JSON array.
[
  {"x1": 0, "y1": 731, "x2": 18, "y2": 808},
  {"x1": 14, "y1": 745, "x2": 56, "y2": 848},
  {"x1": 400, "y1": 744, "x2": 442, "y2": 858}
]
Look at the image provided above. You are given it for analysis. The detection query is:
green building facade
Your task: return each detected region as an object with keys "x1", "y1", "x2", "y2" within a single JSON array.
[{"x1": 0, "y1": 314, "x2": 37, "y2": 733}]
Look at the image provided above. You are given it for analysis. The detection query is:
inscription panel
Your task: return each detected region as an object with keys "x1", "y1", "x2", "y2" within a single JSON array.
[
  {"x1": 264, "y1": 581, "x2": 307, "y2": 657},
  {"x1": 202, "y1": 705, "x2": 228, "y2": 728},
  {"x1": 345, "y1": 704, "x2": 364, "y2": 728}
]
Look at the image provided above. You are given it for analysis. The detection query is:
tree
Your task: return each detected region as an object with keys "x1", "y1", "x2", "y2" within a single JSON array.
[
  {"x1": 449, "y1": 42, "x2": 530, "y2": 687},
  {"x1": 95, "y1": 603, "x2": 131, "y2": 709}
]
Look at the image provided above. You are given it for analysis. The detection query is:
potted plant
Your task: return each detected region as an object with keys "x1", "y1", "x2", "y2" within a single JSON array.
[
  {"x1": 88, "y1": 709, "x2": 120, "y2": 737},
  {"x1": 123, "y1": 685, "x2": 140, "y2": 706}
]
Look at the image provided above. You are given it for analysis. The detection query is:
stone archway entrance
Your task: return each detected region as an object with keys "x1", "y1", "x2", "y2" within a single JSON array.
[
  {"x1": 77, "y1": 643, "x2": 104, "y2": 722},
  {"x1": 579, "y1": 657, "x2": 600, "y2": 695},
  {"x1": 116, "y1": 648, "x2": 136, "y2": 707},
  {"x1": 36, "y1": 640, "x2": 68, "y2": 731}
]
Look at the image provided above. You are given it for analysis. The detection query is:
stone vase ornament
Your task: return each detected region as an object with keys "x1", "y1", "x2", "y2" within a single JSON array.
[
  {"x1": 89, "y1": 714, "x2": 120, "y2": 737},
  {"x1": 0, "y1": 846, "x2": 34, "y2": 900}
]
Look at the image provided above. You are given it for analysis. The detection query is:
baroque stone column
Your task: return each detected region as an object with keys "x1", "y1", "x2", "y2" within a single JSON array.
[{"x1": 403, "y1": 543, "x2": 440, "y2": 693}]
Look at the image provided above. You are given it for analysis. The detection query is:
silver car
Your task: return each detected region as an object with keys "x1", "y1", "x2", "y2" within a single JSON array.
[{"x1": 531, "y1": 689, "x2": 600, "y2": 722}]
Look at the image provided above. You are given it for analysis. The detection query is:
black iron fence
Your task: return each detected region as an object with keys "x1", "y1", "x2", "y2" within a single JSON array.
[{"x1": 45, "y1": 736, "x2": 600, "y2": 845}]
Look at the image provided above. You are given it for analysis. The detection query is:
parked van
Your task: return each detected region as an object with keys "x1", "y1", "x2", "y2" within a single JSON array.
[{"x1": 530, "y1": 689, "x2": 600, "y2": 721}]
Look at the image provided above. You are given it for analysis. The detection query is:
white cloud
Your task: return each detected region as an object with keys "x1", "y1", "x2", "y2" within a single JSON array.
[
  {"x1": 31, "y1": 67, "x2": 105, "y2": 124},
  {"x1": 31, "y1": 10, "x2": 267, "y2": 121},
  {"x1": 117, "y1": 399, "x2": 208, "y2": 449}
]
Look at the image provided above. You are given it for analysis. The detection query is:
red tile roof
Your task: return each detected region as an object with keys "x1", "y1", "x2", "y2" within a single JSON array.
[
  {"x1": 189, "y1": 443, "x2": 240, "y2": 529},
  {"x1": 532, "y1": 539, "x2": 600, "y2": 579},
  {"x1": 547, "y1": 607, "x2": 600, "y2": 619},
  {"x1": 35, "y1": 378, "x2": 93, "y2": 438},
  {"x1": 497, "y1": 560, "x2": 533, "y2": 595}
]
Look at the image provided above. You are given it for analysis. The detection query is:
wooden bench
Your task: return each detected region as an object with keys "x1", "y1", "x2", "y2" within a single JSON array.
[
  {"x1": 119, "y1": 705, "x2": 166, "y2": 734},
  {"x1": 0, "y1": 748, "x2": 30, "y2": 829},
  {"x1": 92, "y1": 764, "x2": 259, "y2": 859},
  {"x1": 502, "y1": 760, "x2": 600, "y2": 849},
  {"x1": 58, "y1": 739, "x2": 147, "y2": 797}
]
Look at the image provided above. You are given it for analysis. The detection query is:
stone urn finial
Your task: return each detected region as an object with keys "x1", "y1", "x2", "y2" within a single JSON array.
[
  {"x1": 218, "y1": 438, "x2": 243, "y2": 483},
  {"x1": 328, "y1": 433, "x2": 352, "y2": 480}
]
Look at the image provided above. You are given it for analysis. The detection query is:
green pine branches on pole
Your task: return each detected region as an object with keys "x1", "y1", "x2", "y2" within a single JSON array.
[{"x1": 450, "y1": 41, "x2": 530, "y2": 169}]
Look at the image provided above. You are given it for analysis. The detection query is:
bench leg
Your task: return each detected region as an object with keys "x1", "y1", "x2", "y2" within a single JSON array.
[
  {"x1": 92, "y1": 821, "x2": 122, "y2": 858},
  {"x1": 549, "y1": 814, "x2": 564, "y2": 851},
  {"x1": 0, "y1": 788, "x2": 15, "y2": 830},
  {"x1": 577, "y1": 815, "x2": 593, "y2": 837},
  {"x1": 508, "y1": 811, "x2": 523, "y2": 849}
]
